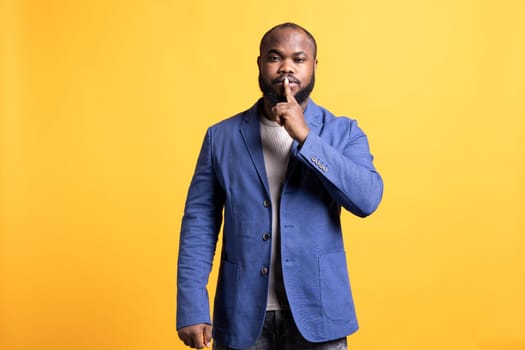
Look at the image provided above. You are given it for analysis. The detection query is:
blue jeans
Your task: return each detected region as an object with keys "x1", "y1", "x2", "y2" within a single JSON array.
[{"x1": 213, "y1": 311, "x2": 348, "y2": 350}]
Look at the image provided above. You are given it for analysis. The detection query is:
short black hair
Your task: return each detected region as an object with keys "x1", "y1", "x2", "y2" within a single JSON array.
[{"x1": 259, "y1": 22, "x2": 317, "y2": 58}]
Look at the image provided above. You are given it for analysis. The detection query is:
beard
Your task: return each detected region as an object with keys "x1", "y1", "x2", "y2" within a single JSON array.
[{"x1": 258, "y1": 72, "x2": 315, "y2": 106}]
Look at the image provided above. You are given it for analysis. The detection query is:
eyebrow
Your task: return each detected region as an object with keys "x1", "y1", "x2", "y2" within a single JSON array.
[
  {"x1": 265, "y1": 49, "x2": 308, "y2": 57},
  {"x1": 266, "y1": 49, "x2": 283, "y2": 56}
]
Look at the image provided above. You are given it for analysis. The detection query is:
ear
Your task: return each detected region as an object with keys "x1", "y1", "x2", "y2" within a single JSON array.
[
  {"x1": 257, "y1": 56, "x2": 261, "y2": 70},
  {"x1": 314, "y1": 58, "x2": 318, "y2": 71}
]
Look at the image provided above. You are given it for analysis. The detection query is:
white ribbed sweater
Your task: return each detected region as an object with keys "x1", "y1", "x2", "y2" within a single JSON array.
[{"x1": 259, "y1": 116, "x2": 293, "y2": 310}]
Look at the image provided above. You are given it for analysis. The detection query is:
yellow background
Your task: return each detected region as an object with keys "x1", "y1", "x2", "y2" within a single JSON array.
[{"x1": 1, "y1": 0, "x2": 523, "y2": 349}]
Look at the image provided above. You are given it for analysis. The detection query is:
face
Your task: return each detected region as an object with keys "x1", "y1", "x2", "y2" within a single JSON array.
[{"x1": 258, "y1": 27, "x2": 318, "y2": 106}]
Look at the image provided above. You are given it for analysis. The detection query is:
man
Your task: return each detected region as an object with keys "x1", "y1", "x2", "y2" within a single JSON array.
[{"x1": 177, "y1": 23, "x2": 383, "y2": 350}]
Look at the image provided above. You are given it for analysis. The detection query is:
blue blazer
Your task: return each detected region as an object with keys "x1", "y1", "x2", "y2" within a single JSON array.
[{"x1": 177, "y1": 99, "x2": 383, "y2": 349}]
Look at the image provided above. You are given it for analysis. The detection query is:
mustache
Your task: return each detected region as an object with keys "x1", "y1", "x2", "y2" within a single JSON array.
[{"x1": 271, "y1": 75, "x2": 300, "y2": 85}]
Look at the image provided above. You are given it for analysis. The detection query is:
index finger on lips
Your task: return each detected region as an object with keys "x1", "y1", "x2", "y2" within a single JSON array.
[{"x1": 284, "y1": 77, "x2": 295, "y2": 103}]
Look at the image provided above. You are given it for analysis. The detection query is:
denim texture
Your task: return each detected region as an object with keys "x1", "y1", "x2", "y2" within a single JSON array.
[{"x1": 213, "y1": 311, "x2": 347, "y2": 350}]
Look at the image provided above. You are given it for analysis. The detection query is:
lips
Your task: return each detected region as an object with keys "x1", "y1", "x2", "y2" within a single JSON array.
[{"x1": 272, "y1": 76, "x2": 300, "y2": 85}]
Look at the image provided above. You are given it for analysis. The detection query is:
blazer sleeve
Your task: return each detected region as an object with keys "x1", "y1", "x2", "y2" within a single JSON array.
[
  {"x1": 297, "y1": 119, "x2": 383, "y2": 217},
  {"x1": 176, "y1": 128, "x2": 225, "y2": 329}
]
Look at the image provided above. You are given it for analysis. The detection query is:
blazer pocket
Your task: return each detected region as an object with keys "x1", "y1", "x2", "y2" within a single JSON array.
[{"x1": 319, "y1": 251, "x2": 355, "y2": 320}]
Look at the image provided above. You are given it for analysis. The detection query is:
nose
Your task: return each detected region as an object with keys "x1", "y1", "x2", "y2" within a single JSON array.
[{"x1": 278, "y1": 58, "x2": 295, "y2": 74}]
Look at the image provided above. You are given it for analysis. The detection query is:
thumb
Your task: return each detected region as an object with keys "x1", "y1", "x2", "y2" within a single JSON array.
[{"x1": 204, "y1": 324, "x2": 212, "y2": 348}]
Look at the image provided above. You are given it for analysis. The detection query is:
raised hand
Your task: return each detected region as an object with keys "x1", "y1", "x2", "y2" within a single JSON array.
[{"x1": 271, "y1": 77, "x2": 310, "y2": 144}]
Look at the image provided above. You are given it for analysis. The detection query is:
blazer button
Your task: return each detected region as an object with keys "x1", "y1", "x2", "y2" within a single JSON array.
[
  {"x1": 263, "y1": 200, "x2": 270, "y2": 208},
  {"x1": 260, "y1": 267, "x2": 268, "y2": 275},
  {"x1": 262, "y1": 232, "x2": 271, "y2": 241}
]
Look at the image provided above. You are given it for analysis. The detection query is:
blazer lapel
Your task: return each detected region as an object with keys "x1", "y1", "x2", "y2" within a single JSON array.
[{"x1": 239, "y1": 101, "x2": 271, "y2": 198}]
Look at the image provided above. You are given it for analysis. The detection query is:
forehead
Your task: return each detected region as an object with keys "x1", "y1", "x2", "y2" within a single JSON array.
[{"x1": 260, "y1": 28, "x2": 315, "y2": 56}]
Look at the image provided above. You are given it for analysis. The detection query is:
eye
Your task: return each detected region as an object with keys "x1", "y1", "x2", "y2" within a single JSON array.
[
  {"x1": 268, "y1": 55, "x2": 280, "y2": 62},
  {"x1": 295, "y1": 57, "x2": 306, "y2": 63}
]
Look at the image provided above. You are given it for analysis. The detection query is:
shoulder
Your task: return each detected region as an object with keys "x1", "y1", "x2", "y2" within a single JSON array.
[
  {"x1": 307, "y1": 100, "x2": 364, "y2": 136},
  {"x1": 208, "y1": 100, "x2": 260, "y2": 132}
]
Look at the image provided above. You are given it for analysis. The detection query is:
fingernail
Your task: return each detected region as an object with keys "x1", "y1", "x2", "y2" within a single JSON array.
[{"x1": 285, "y1": 77, "x2": 289, "y2": 84}]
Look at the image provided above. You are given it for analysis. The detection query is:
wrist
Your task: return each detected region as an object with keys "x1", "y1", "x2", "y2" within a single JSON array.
[{"x1": 297, "y1": 129, "x2": 309, "y2": 145}]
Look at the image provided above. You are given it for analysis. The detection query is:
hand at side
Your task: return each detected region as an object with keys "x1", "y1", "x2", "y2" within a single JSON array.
[{"x1": 178, "y1": 324, "x2": 212, "y2": 349}]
